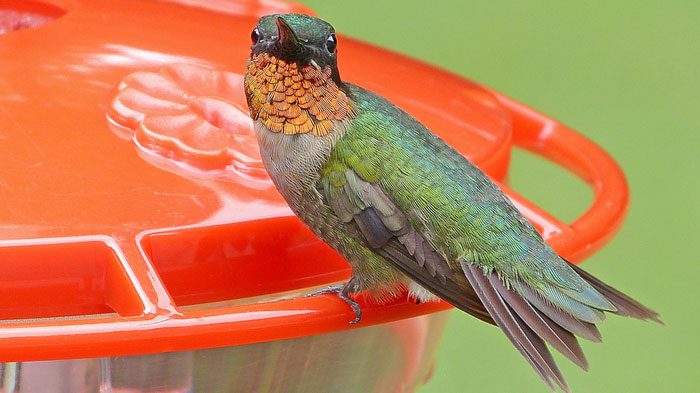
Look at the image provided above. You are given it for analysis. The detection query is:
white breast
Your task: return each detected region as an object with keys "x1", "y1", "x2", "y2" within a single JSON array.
[{"x1": 253, "y1": 120, "x2": 348, "y2": 208}]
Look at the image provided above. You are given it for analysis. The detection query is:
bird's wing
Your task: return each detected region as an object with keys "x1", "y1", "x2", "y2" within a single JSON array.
[
  {"x1": 318, "y1": 164, "x2": 494, "y2": 323},
  {"x1": 319, "y1": 155, "x2": 599, "y2": 390},
  {"x1": 325, "y1": 84, "x2": 660, "y2": 391}
]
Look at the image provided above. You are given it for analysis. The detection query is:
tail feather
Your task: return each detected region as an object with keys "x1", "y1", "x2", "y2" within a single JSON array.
[
  {"x1": 462, "y1": 262, "x2": 569, "y2": 392},
  {"x1": 460, "y1": 260, "x2": 660, "y2": 392},
  {"x1": 514, "y1": 281, "x2": 603, "y2": 342},
  {"x1": 539, "y1": 284, "x2": 607, "y2": 323},
  {"x1": 560, "y1": 284, "x2": 616, "y2": 312},
  {"x1": 491, "y1": 275, "x2": 589, "y2": 370},
  {"x1": 568, "y1": 261, "x2": 662, "y2": 323}
]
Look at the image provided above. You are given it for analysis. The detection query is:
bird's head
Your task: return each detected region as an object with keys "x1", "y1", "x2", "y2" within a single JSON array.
[
  {"x1": 244, "y1": 14, "x2": 355, "y2": 136},
  {"x1": 251, "y1": 14, "x2": 341, "y2": 83}
]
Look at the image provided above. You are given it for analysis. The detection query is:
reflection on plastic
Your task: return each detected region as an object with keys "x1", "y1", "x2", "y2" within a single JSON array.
[
  {"x1": 0, "y1": 313, "x2": 447, "y2": 393},
  {"x1": 0, "y1": 1, "x2": 65, "y2": 35}
]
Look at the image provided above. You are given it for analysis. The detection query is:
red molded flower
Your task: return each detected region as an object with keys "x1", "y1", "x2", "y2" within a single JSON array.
[{"x1": 108, "y1": 63, "x2": 271, "y2": 189}]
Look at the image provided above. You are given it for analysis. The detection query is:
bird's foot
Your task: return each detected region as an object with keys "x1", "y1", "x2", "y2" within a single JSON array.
[{"x1": 304, "y1": 279, "x2": 362, "y2": 324}]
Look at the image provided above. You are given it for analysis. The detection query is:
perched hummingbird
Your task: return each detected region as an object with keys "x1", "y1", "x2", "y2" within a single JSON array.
[{"x1": 244, "y1": 14, "x2": 659, "y2": 391}]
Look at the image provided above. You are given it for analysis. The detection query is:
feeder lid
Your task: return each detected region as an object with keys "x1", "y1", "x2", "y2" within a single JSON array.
[{"x1": 0, "y1": 0, "x2": 628, "y2": 361}]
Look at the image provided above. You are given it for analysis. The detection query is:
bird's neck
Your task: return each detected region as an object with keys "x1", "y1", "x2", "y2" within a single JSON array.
[{"x1": 244, "y1": 53, "x2": 356, "y2": 137}]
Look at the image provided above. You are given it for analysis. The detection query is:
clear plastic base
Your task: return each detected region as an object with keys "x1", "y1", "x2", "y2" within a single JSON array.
[{"x1": 0, "y1": 312, "x2": 448, "y2": 393}]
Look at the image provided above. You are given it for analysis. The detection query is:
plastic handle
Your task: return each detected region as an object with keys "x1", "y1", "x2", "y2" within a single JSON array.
[{"x1": 492, "y1": 92, "x2": 629, "y2": 262}]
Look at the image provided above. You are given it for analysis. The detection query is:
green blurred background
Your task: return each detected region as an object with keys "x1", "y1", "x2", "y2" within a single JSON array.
[{"x1": 299, "y1": 1, "x2": 698, "y2": 392}]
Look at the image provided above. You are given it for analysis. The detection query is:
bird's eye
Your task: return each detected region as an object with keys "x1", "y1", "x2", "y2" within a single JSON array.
[
  {"x1": 251, "y1": 27, "x2": 260, "y2": 44},
  {"x1": 326, "y1": 33, "x2": 337, "y2": 53}
]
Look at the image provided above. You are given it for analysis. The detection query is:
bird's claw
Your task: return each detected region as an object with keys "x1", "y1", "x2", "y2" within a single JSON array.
[
  {"x1": 304, "y1": 280, "x2": 362, "y2": 324},
  {"x1": 347, "y1": 300, "x2": 362, "y2": 325},
  {"x1": 304, "y1": 284, "x2": 345, "y2": 297}
]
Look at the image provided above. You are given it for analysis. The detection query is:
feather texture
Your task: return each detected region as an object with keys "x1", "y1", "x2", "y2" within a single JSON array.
[
  {"x1": 309, "y1": 84, "x2": 659, "y2": 390},
  {"x1": 248, "y1": 50, "x2": 660, "y2": 389},
  {"x1": 462, "y1": 262, "x2": 569, "y2": 392},
  {"x1": 568, "y1": 261, "x2": 661, "y2": 323},
  {"x1": 319, "y1": 163, "x2": 494, "y2": 323}
]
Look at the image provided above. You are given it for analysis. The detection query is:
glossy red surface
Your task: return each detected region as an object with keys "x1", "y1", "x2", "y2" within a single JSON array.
[
  {"x1": 0, "y1": 0, "x2": 64, "y2": 34},
  {"x1": 0, "y1": 0, "x2": 628, "y2": 361}
]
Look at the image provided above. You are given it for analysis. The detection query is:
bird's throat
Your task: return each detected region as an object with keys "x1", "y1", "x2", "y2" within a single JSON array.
[{"x1": 244, "y1": 54, "x2": 355, "y2": 136}]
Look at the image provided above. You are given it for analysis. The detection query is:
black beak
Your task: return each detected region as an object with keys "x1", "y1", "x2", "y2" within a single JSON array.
[{"x1": 275, "y1": 17, "x2": 300, "y2": 52}]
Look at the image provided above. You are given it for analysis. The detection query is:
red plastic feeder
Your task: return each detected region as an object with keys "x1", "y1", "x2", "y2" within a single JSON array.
[{"x1": 0, "y1": 0, "x2": 628, "y2": 391}]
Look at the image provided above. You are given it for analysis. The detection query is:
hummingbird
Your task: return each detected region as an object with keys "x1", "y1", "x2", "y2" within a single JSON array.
[{"x1": 243, "y1": 14, "x2": 659, "y2": 391}]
